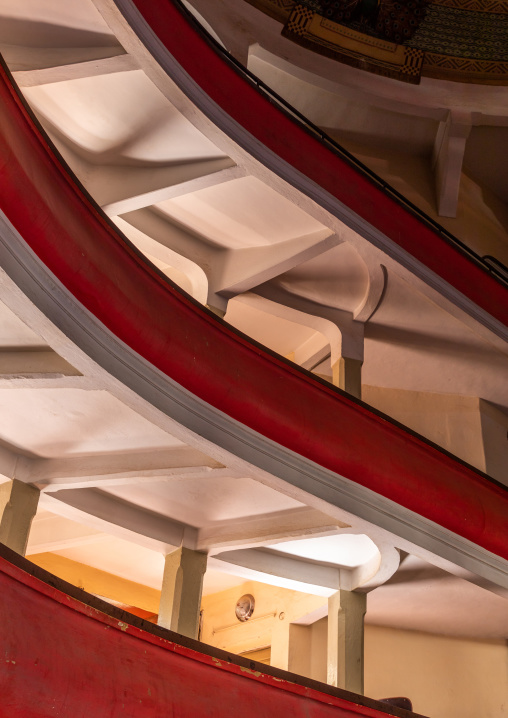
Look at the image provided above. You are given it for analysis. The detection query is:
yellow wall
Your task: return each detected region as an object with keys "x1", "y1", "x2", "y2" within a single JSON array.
[
  {"x1": 29, "y1": 552, "x2": 161, "y2": 613},
  {"x1": 202, "y1": 580, "x2": 508, "y2": 718},
  {"x1": 200, "y1": 579, "x2": 326, "y2": 670},
  {"x1": 365, "y1": 626, "x2": 508, "y2": 718},
  {"x1": 363, "y1": 387, "x2": 486, "y2": 474}
]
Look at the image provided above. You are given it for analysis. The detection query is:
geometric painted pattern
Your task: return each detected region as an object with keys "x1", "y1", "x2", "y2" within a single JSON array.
[
  {"x1": 423, "y1": 51, "x2": 508, "y2": 81},
  {"x1": 286, "y1": 4, "x2": 314, "y2": 34},
  {"x1": 242, "y1": 0, "x2": 296, "y2": 22},
  {"x1": 431, "y1": 0, "x2": 508, "y2": 12},
  {"x1": 400, "y1": 47, "x2": 425, "y2": 77},
  {"x1": 246, "y1": 0, "x2": 508, "y2": 84},
  {"x1": 408, "y1": 5, "x2": 508, "y2": 61},
  {"x1": 283, "y1": 5, "x2": 424, "y2": 83}
]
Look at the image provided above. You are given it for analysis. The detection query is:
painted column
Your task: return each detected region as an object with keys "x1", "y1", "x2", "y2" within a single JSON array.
[
  {"x1": 0, "y1": 479, "x2": 39, "y2": 555},
  {"x1": 271, "y1": 616, "x2": 291, "y2": 670},
  {"x1": 158, "y1": 546, "x2": 207, "y2": 639},
  {"x1": 327, "y1": 589, "x2": 366, "y2": 694},
  {"x1": 332, "y1": 357, "x2": 363, "y2": 400}
]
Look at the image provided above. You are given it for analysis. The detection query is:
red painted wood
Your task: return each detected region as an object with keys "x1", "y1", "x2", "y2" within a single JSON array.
[
  {"x1": 130, "y1": 0, "x2": 508, "y2": 329},
  {"x1": 0, "y1": 549, "x2": 422, "y2": 718},
  {"x1": 0, "y1": 56, "x2": 507, "y2": 563}
]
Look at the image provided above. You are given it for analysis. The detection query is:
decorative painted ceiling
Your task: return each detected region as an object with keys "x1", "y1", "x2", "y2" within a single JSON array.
[{"x1": 245, "y1": 0, "x2": 508, "y2": 83}]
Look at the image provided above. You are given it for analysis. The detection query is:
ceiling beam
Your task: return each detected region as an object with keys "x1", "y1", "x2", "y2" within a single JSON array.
[
  {"x1": 12, "y1": 53, "x2": 139, "y2": 87},
  {"x1": 101, "y1": 161, "x2": 245, "y2": 217},
  {"x1": 213, "y1": 547, "x2": 341, "y2": 591},
  {"x1": 0, "y1": 375, "x2": 93, "y2": 390},
  {"x1": 3, "y1": 44, "x2": 126, "y2": 73},
  {"x1": 46, "y1": 487, "x2": 198, "y2": 548},
  {"x1": 17, "y1": 448, "x2": 231, "y2": 491},
  {"x1": 0, "y1": 350, "x2": 80, "y2": 376},
  {"x1": 200, "y1": 507, "x2": 347, "y2": 552},
  {"x1": 37, "y1": 466, "x2": 243, "y2": 492},
  {"x1": 26, "y1": 512, "x2": 107, "y2": 555},
  {"x1": 215, "y1": 229, "x2": 339, "y2": 302}
]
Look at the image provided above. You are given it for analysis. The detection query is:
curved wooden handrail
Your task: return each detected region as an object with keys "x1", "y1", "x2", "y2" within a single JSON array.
[{"x1": 0, "y1": 41, "x2": 507, "y2": 568}]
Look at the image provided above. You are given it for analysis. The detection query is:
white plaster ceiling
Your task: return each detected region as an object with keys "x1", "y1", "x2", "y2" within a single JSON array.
[
  {"x1": 367, "y1": 555, "x2": 508, "y2": 640},
  {"x1": 0, "y1": 389, "x2": 185, "y2": 457},
  {"x1": 100, "y1": 478, "x2": 303, "y2": 527},
  {"x1": 274, "y1": 535, "x2": 380, "y2": 569},
  {"x1": 0, "y1": 0, "x2": 117, "y2": 48}
]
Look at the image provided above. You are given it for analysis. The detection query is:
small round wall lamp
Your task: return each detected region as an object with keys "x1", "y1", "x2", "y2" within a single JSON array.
[{"x1": 235, "y1": 594, "x2": 255, "y2": 622}]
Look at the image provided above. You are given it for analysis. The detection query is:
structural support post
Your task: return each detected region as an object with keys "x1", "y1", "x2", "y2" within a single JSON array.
[
  {"x1": 432, "y1": 110, "x2": 472, "y2": 218},
  {"x1": 158, "y1": 547, "x2": 207, "y2": 639},
  {"x1": 271, "y1": 616, "x2": 291, "y2": 670},
  {"x1": 327, "y1": 590, "x2": 366, "y2": 694},
  {"x1": 0, "y1": 479, "x2": 39, "y2": 555},
  {"x1": 332, "y1": 357, "x2": 363, "y2": 400}
]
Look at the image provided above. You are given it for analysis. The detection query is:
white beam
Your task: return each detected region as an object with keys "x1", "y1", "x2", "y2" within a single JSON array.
[
  {"x1": 2, "y1": 44, "x2": 126, "y2": 73},
  {"x1": 47, "y1": 487, "x2": 198, "y2": 548},
  {"x1": 0, "y1": 376, "x2": 93, "y2": 390},
  {"x1": 301, "y1": 345, "x2": 330, "y2": 371},
  {"x1": 17, "y1": 447, "x2": 224, "y2": 490},
  {"x1": 432, "y1": 110, "x2": 472, "y2": 218},
  {"x1": 112, "y1": 216, "x2": 209, "y2": 305},
  {"x1": 0, "y1": 350, "x2": 80, "y2": 376},
  {"x1": 38, "y1": 466, "x2": 242, "y2": 492},
  {"x1": 214, "y1": 547, "x2": 341, "y2": 591},
  {"x1": 200, "y1": 507, "x2": 346, "y2": 552},
  {"x1": 101, "y1": 161, "x2": 245, "y2": 217},
  {"x1": 12, "y1": 53, "x2": 139, "y2": 87},
  {"x1": 26, "y1": 512, "x2": 106, "y2": 555},
  {"x1": 216, "y1": 230, "x2": 339, "y2": 299}
]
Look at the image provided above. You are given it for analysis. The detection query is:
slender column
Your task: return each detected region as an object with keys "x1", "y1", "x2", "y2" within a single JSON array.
[
  {"x1": 270, "y1": 616, "x2": 291, "y2": 670},
  {"x1": 158, "y1": 547, "x2": 207, "y2": 638},
  {"x1": 0, "y1": 479, "x2": 39, "y2": 555},
  {"x1": 332, "y1": 357, "x2": 363, "y2": 400},
  {"x1": 327, "y1": 590, "x2": 366, "y2": 694}
]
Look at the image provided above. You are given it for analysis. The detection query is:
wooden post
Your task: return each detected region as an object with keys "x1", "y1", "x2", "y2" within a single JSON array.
[
  {"x1": 327, "y1": 589, "x2": 366, "y2": 694},
  {"x1": 332, "y1": 357, "x2": 363, "y2": 400},
  {"x1": 0, "y1": 479, "x2": 39, "y2": 555},
  {"x1": 158, "y1": 547, "x2": 207, "y2": 638}
]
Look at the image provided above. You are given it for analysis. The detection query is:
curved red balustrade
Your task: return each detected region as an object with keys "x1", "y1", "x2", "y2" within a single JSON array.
[
  {"x1": 0, "y1": 33, "x2": 507, "y2": 567},
  {"x1": 0, "y1": 545, "x2": 424, "y2": 718}
]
